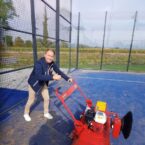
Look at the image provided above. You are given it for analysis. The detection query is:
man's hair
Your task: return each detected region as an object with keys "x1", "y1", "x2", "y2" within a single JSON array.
[{"x1": 45, "y1": 48, "x2": 55, "y2": 55}]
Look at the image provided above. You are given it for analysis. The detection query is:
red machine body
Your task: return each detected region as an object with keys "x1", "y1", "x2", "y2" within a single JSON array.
[
  {"x1": 55, "y1": 81, "x2": 132, "y2": 145},
  {"x1": 71, "y1": 119, "x2": 111, "y2": 145}
]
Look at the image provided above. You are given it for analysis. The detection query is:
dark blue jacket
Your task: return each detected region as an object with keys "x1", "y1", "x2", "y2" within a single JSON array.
[{"x1": 28, "y1": 57, "x2": 69, "y2": 93}]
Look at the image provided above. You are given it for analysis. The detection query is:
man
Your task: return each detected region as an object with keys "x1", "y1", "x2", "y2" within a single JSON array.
[{"x1": 24, "y1": 49, "x2": 72, "y2": 122}]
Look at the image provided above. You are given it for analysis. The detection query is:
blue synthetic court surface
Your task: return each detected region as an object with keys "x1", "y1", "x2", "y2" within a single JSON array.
[
  {"x1": 0, "y1": 88, "x2": 28, "y2": 121},
  {"x1": 0, "y1": 70, "x2": 145, "y2": 145}
]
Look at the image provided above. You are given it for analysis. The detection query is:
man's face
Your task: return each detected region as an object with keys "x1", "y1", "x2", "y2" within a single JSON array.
[{"x1": 44, "y1": 50, "x2": 55, "y2": 63}]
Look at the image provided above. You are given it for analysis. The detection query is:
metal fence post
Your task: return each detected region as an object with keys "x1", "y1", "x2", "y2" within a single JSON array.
[
  {"x1": 30, "y1": 0, "x2": 37, "y2": 64},
  {"x1": 127, "y1": 11, "x2": 138, "y2": 72},
  {"x1": 100, "y1": 11, "x2": 107, "y2": 70},
  {"x1": 0, "y1": 26, "x2": 4, "y2": 48},
  {"x1": 76, "y1": 12, "x2": 80, "y2": 69},
  {"x1": 68, "y1": 0, "x2": 72, "y2": 72},
  {"x1": 56, "y1": 0, "x2": 60, "y2": 67}
]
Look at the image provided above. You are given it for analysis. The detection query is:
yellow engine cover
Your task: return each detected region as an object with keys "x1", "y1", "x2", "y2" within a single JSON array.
[{"x1": 96, "y1": 101, "x2": 107, "y2": 112}]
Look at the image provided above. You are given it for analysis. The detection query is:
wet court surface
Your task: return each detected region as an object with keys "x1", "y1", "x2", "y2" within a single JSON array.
[{"x1": 0, "y1": 69, "x2": 145, "y2": 145}]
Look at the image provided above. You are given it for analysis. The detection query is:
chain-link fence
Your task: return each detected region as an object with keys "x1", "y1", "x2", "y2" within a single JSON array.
[
  {"x1": 0, "y1": 0, "x2": 145, "y2": 124},
  {"x1": 0, "y1": 0, "x2": 72, "y2": 118},
  {"x1": 0, "y1": 0, "x2": 72, "y2": 74},
  {"x1": 1, "y1": 1, "x2": 145, "y2": 75},
  {"x1": 0, "y1": 0, "x2": 34, "y2": 73},
  {"x1": 76, "y1": 11, "x2": 145, "y2": 72}
]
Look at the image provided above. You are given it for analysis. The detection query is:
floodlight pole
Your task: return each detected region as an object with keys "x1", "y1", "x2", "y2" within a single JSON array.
[
  {"x1": 100, "y1": 11, "x2": 107, "y2": 70},
  {"x1": 127, "y1": 11, "x2": 137, "y2": 72},
  {"x1": 30, "y1": 0, "x2": 37, "y2": 64}
]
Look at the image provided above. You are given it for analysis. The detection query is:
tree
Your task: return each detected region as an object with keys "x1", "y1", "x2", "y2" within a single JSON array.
[
  {"x1": 42, "y1": 7, "x2": 49, "y2": 47},
  {"x1": 0, "y1": 0, "x2": 17, "y2": 47},
  {"x1": 36, "y1": 38, "x2": 43, "y2": 47},
  {"x1": 14, "y1": 37, "x2": 24, "y2": 47},
  {"x1": 49, "y1": 41, "x2": 55, "y2": 48},
  {"x1": 0, "y1": 0, "x2": 17, "y2": 27},
  {"x1": 61, "y1": 41, "x2": 68, "y2": 48},
  {"x1": 25, "y1": 40, "x2": 32, "y2": 47},
  {"x1": 5, "y1": 35, "x2": 13, "y2": 46}
]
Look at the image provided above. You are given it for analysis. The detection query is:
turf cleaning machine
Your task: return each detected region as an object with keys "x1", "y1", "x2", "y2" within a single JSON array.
[{"x1": 55, "y1": 80, "x2": 133, "y2": 145}]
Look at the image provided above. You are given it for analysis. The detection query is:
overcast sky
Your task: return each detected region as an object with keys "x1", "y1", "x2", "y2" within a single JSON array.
[
  {"x1": 72, "y1": 0, "x2": 145, "y2": 48},
  {"x1": 73, "y1": 0, "x2": 145, "y2": 13},
  {"x1": 9, "y1": 0, "x2": 145, "y2": 49}
]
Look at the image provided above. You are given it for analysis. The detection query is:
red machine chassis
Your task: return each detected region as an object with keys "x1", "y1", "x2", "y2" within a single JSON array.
[{"x1": 55, "y1": 81, "x2": 132, "y2": 145}]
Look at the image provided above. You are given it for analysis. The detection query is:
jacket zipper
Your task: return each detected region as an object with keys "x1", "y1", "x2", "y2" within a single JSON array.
[
  {"x1": 33, "y1": 80, "x2": 38, "y2": 87},
  {"x1": 48, "y1": 64, "x2": 53, "y2": 74},
  {"x1": 37, "y1": 86, "x2": 43, "y2": 94},
  {"x1": 35, "y1": 63, "x2": 53, "y2": 94}
]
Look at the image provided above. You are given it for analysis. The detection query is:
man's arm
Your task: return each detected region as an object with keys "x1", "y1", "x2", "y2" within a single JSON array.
[{"x1": 53, "y1": 63, "x2": 70, "y2": 81}]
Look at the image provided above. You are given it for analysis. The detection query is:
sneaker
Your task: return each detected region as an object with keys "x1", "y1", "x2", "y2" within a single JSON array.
[
  {"x1": 24, "y1": 114, "x2": 31, "y2": 122},
  {"x1": 44, "y1": 113, "x2": 53, "y2": 119}
]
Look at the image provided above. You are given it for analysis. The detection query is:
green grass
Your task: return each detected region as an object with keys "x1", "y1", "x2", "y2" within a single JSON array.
[
  {"x1": 0, "y1": 47, "x2": 145, "y2": 73},
  {"x1": 128, "y1": 65, "x2": 145, "y2": 72}
]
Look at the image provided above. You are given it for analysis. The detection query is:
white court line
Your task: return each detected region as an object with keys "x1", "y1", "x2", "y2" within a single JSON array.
[{"x1": 75, "y1": 76, "x2": 145, "y2": 84}]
